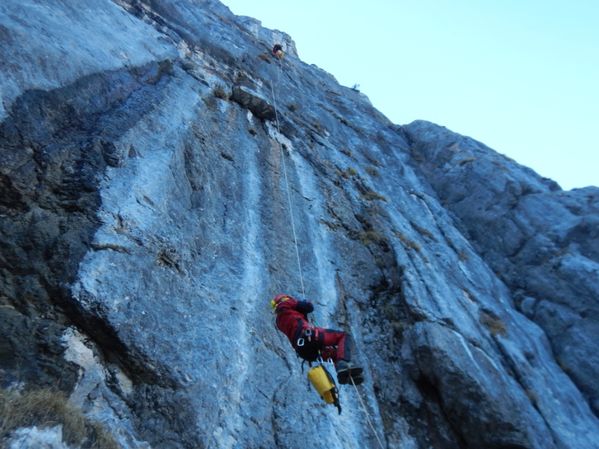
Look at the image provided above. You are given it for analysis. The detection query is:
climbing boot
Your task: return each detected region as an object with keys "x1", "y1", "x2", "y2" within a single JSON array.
[
  {"x1": 336, "y1": 360, "x2": 363, "y2": 385},
  {"x1": 350, "y1": 373, "x2": 364, "y2": 385}
]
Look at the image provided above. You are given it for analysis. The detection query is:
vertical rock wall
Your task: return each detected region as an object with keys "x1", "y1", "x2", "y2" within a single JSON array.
[{"x1": 1, "y1": 1, "x2": 598, "y2": 448}]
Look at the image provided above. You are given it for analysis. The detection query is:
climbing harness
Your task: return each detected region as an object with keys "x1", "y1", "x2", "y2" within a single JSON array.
[
  {"x1": 294, "y1": 324, "x2": 322, "y2": 362},
  {"x1": 296, "y1": 327, "x2": 313, "y2": 347}
]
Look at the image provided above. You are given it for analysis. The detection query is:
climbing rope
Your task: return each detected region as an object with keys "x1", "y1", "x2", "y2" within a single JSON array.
[
  {"x1": 350, "y1": 376, "x2": 386, "y2": 449},
  {"x1": 270, "y1": 55, "x2": 386, "y2": 449},
  {"x1": 270, "y1": 62, "x2": 306, "y2": 299}
]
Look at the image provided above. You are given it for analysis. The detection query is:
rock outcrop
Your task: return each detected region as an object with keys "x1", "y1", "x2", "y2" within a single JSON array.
[
  {"x1": 1, "y1": 1, "x2": 597, "y2": 448},
  {"x1": 403, "y1": 120, "x2": 599, "y2": 416}
]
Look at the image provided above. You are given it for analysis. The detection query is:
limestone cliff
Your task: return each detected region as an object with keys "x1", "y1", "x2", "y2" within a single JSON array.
[{"x1": 1, "y1": 1, "x2": 598, "y2": 448}]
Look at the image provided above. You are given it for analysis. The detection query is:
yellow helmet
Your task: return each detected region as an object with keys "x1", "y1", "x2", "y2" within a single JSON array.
[{"x1": 270, "y1": 294, "x2": 290, "y2": 310}]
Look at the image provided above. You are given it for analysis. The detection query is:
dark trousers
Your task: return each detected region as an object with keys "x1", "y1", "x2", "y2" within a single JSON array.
[{"x1": 295, "y1": 326, "x2": 354, "y2": 363}]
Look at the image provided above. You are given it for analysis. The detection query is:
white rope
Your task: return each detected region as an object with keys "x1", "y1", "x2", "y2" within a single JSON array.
[
  {"x1": 270, "y1": 62, "x2": 306, "y2": 299},
  {"x1": 270, "y1": 56, "x2": 387, "y2": 449},
  {"x1": 350, "y1": 376, "x2": 386, "y2": 449}
]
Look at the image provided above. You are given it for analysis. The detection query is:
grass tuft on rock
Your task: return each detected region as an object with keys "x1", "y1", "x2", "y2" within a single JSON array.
[
  {"x1": 212, "y1": 84, "x2": 228, "y2": 99},
  {"x1": 480, "y1": 311, "x2": 508, "y2": 337},
  {"x1": 0, "y1": 388, "x2": 120, "y2": 449}
]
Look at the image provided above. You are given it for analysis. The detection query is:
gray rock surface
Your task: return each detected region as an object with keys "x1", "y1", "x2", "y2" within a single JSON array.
[
  {"x1": 7, "y1": 426, "x2": 70, "y2": 449},
  {"x1": 403, "y1": 120, "x2": 599, "y2": 416},
  {"x1": 1, "y1": 1, "x2": 598, "y2": 449}
]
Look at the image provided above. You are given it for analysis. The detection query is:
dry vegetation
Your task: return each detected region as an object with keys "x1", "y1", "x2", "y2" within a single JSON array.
[
  {"x1": 358, "y1": 230, "x2": 387, "y2": 246},
  {"x1": 365, "y1": 166, "x2": 379, "y2": 177},
  {"x1": 0, "y1": 388, "x2": 120, "y2": 449},
  {"x1": 393, "y1": 230, "x2": 421, "y2": 252},
  {"x1": 212, "y1": 83, "x2": 228, "y2": 99},
  {"x1": 361, "y1": 190, "x2": 387, "y2": 202},
  {"x1": 340, "y1": 148, "x2": 353, "y2": 158},
  {"x1": 410, "y1": 221, "x2": 436, "y2": 241},
  {"x1": 339, "y1": 167, "x2": 358, "y2": 179},
  {"x1": 479, "y1": 311, "x2": 508, "y2": 337}
]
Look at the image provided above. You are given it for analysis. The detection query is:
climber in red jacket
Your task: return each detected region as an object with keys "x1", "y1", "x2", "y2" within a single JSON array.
[{"x1": 271, "y1": 293, "x2": 363, "y2": 384}]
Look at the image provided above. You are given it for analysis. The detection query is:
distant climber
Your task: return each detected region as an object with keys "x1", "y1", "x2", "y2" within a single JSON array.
[
  {"x1": 272, "y1": 43, "x2": 284, "y2": 59},
  {"x1": 271, "y1": 294, "x2": 363, "y2": 384}
]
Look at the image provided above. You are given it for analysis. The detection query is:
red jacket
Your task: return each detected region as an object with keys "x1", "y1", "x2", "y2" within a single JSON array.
[{"x1": 275, "y1": 297, "x2": 314, "y2": 346}]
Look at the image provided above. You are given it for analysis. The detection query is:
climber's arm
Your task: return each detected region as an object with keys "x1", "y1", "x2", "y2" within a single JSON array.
[{"x1": 295, "y1": 300, "x2": 314, "y2": 317}]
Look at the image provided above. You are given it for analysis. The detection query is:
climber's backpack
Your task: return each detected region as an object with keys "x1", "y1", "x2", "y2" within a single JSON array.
[{"x1": 308, "y1": 364, "x2": 341, "y2": 414}]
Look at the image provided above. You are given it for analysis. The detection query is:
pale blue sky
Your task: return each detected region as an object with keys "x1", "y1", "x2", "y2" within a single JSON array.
[{"x1": 221, "y1": 1, "x2": 598, "y2": 190}]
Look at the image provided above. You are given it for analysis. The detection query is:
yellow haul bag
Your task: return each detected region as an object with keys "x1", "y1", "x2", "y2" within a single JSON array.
[{"x1": 308, "y1": 365, "x2": 336, "y2": 404}]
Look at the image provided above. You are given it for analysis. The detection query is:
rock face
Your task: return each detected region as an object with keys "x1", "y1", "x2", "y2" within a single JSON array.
[
  {"x1": 0, "y1": 1, "x2": 597, "y2": 449},
  {"x1": 403, "y1": 121, "x2": 599, "y2": 417}
]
